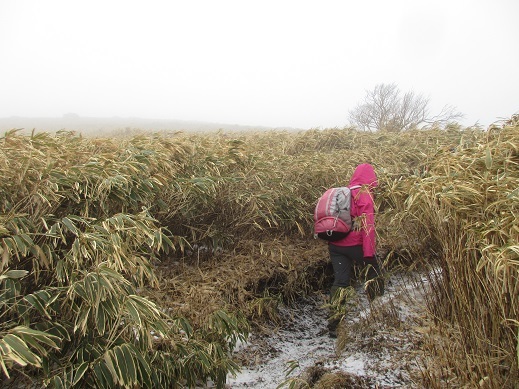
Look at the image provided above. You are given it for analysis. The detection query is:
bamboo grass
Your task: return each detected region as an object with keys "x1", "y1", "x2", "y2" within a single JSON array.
[{"x1": 1, "y1": 122, "x2": 516, "y2": 387}]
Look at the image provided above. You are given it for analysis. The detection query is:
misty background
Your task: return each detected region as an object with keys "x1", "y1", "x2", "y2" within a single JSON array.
[{"x1": 1, "y1": 0, "x2": 518, "y2": 132}]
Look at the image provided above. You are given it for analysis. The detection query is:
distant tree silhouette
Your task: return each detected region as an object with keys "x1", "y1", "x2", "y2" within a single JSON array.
[{"x1": 349, "y1": 83, "x2": 463, "y2": 132}]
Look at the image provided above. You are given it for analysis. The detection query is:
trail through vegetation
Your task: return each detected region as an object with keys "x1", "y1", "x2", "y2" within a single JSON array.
[{"x1": 227, "y1": 271, "x2": 428, "y2": 388}]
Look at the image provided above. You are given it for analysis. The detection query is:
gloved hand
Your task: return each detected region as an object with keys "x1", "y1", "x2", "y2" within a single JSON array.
[{"x1": 363, "y1": 256, "x2": 376, "y2": 264}]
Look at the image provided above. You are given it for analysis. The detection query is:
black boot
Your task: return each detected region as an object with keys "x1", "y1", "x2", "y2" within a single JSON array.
[
  {"x1": 327, "y1": 317, "x2": 339, "y2": 338},
  {"x1": 327, "y1": 286, "x2": 356, "y2": 338},
  {"x1": 327, "y1": 286, "x2": 340, "y2": 338}
]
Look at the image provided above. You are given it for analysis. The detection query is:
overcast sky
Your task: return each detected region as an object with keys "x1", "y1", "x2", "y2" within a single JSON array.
[{"x1": 1, "y1": 0, "x2": 518, "y2": 129}]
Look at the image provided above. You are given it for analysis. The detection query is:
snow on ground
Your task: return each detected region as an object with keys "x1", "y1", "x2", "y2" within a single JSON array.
[
  {"x1": 227, "y1": 295, "x2": 337, "y2": 388},
  {"x1": 226, "y1": 271, "x2": 428, "y2": 388}
]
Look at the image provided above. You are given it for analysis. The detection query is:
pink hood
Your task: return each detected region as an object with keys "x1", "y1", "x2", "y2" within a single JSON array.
[{"x1": 349, "y1": 163, "x2": 378, "y2": 189}]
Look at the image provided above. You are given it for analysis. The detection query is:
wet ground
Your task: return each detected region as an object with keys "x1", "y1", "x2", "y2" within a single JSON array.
[{"x1": 226, "y1": 271, "x2": 428, "y2": 388}]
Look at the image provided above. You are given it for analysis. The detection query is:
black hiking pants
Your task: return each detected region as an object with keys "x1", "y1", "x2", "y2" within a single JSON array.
[{"x1": 328, "y1": 244, "x2": 384, "y2": 300}]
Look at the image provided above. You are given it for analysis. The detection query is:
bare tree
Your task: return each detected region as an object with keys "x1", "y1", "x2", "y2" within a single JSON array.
[{"x1": 349, "y1": 83, "x2": 463, "y2": 132}]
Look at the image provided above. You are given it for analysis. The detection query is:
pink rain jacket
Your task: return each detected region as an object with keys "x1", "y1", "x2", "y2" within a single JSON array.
[{"x1": 330, "y1": 163, "x2": 377, "y2": 258}]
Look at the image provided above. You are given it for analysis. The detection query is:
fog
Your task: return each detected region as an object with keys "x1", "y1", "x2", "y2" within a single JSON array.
[{"x1": 1, "y1": 0, "x2": 518, "y2": 131}]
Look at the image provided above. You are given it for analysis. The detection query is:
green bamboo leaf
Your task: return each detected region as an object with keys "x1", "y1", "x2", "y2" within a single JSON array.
[
  {"x1": 102, "y1": 353, "x2": 117, "y2": 385},
  {"x1": 56, "y1": 259, "x2": 68, "y2": 283},
  {"x1": 23, "y1": 293, "x2": 49, "y2": 318},
  {"x1": 84, "y1": 273, "x2": 97, "y2": 301},
  {"x1": 12, "y1": 326, "x2": 60, "y2": 349},
  {"x1": 61, "y1": 217, "x2": 79, "y2": 236},
  {"x1": 173, "y1": 317, "x2": 193, "y2": 338},
  {"x1": 74, "y1": 306, "x2": 91, "y2": 334},
  {"x1": 0, "y1": 341, "x2": 9, "y2": 355},
  {"x1": 198, "y1": 350, "x2": 211, "y2": 369},
  {"x1": 0, "y1": 269, "x2": 28, "y2": 281},
  {"x1": 2, "y1": 334, "x2": 42, "y2": 367},
  {"x1": 121, "y1": 345, "x2": 137, "y2": 385},
  {"x1": 93, "y1": 361, "x2": 112, "y2": 388},
  {"x1": 40, "y1": 289, "x2": 60, "y2": 306},
  {"x1": 129, "y1": 344, "x2": 152, "y2": 387},
  {"x1": 125, "y1": 299, "x2": 142, "y2": 327},
  {"x1": 2, "y1": 237, "x2": 16, "y2": 253},
  {"x1": 17, "y1": 333, "x2": 47, "y2": 355},
  {"x1": 43, "y1": 322, "x2": 70, "y2": 342},
  {"x1": 20, "y1": 233, "x2": 35, "y2": 247},
  {"x1": 73, "y1": 283, "x2": 88, "y2": 300},
  {"x1": 0, "y1": 354, "x2": 10, "y2": 378},
  {"x1": 96, "y1": 305, "x2": 106, "y2": 335},
  {"x1": 1, "y1": 278, "x2": 20, "y2": 302},
  {"x1": 114, "y1": 346, "x2": 129, "y2": 385},
  {"x1": 71, "y1": 362, "x2": 89, "y2": 386},
  {"x1": 50, "y1": 375, "x2": 64, "y2": 389},
  {"x1": 127, "y1": 295, "x2": 161, "y2": 318},
  {"x1": 100, "y1": 299, "x2": 118, "y2": 318},
  {"x1": 12, "y1": 235, "x2": 30, "y2": 255}
]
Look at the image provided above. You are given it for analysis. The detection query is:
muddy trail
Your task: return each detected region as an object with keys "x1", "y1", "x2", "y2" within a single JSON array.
[{"x1": 226, "y1": 271, "x2": 429, "y2": 388}]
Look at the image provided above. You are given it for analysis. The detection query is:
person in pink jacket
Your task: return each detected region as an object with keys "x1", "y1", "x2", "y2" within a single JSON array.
[{"x1": 328, "y1": 163, "x2": 384, "y2": 305}]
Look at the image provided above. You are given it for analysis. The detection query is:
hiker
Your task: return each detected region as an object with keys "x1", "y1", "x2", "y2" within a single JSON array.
[{"x1": 328, "y1": 163, "x2": 384, "y2": 306}]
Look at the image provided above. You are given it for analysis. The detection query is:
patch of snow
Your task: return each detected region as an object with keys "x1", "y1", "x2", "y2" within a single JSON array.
[
  {"x1": 226, "y1": 271, "x2": 428, "y2": 388},
  {"x1": 332, "y1": 353, "x2": 367, "y2": 375},
  {"x1": 227, "y1": 295, "x2": 338, "y2": 388}
]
